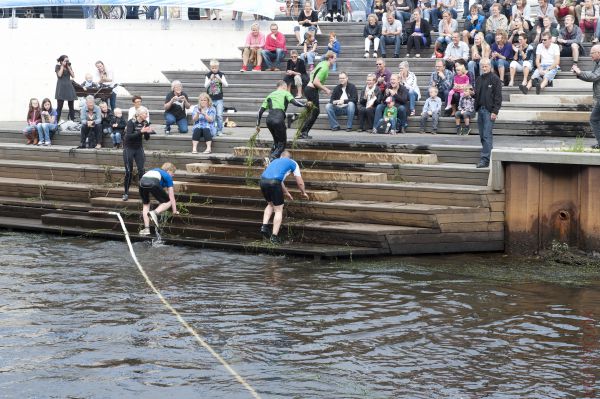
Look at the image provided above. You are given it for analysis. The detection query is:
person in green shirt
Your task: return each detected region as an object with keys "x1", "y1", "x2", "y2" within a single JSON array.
[
  {"x1": 376, "y1": 96, "x2": 398, "y2": 134},
  {"x1": 257, "y1": 80, "x2": 306, "y2": 160},
  {"x1": 299, "y1": 51, "x2": 337, "y2": 139}
]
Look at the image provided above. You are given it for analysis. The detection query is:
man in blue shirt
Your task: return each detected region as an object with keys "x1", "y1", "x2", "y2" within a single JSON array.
[
  {"x1": 138, "y1": 162, "x2": 180, "y2": 236},
  {"x1": 260, "y1": 151, "x2": 309, "y2": 244}
]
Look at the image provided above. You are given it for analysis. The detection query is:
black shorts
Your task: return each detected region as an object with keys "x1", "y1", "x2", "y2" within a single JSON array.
[
  {"x1": 260, "y1": 178, "x2": 284, "y2": 206},
  {"x1": 139, "y1": 177, "x2": 169, "y2": 205}
]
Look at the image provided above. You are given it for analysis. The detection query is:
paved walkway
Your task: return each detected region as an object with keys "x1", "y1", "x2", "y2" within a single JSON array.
[{"x1": 1, "y1": 121, "x2": 595, "y2": 150}]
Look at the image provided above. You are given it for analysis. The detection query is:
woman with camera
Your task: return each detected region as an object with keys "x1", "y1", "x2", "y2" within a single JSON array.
[
  {"x1": 163, "y1": 80, "x2": 190, "y2": 134},
  {"x1": 55, "y1": 55, "x2": 77, "y2": 123}
]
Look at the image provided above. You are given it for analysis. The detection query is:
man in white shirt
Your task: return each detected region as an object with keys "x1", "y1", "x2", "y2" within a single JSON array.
[
  {"x1": 325, "y1": 72, "x2": 359, "y2": 131},
  {"x1": 379, "y1": 13, "x2": 402, "y2": 59},
  {"x1": 520, "y1": 31, "x2": 560, "y2": 95},
  {"x1": 444, "y1": 32, "x2": 469, "y2": 68}
]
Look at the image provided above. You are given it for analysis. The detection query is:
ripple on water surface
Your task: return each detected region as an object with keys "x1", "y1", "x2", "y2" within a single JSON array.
[{"x1": 0, "y1": 232, "x2": 599, "y2": 398}]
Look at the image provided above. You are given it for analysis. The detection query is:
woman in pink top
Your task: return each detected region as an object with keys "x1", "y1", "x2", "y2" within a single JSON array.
[
  {"x1": 241, "y1": 22, "x2": 265, "y2": 72},
  {"x1": 445, "y1": 63, "x2": 469, "y2": 114}
]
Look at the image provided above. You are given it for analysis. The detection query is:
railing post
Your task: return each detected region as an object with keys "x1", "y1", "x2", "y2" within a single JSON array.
[
  {"x1": 161, "y1": 6, "x2": 169, "y2": 30},
  {"x1": 9, "y1": 8, "x2": 17, "y2": 29}
]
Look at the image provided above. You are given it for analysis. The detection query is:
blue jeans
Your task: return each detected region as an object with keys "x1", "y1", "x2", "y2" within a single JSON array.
[
  {"x1": 111, "y1": 131, "x2": 122, "y2": 144},
  {"x1": 146, "y1": 6, "x2": 158, "y2": 19},
  {"x1": 432, "y1": 8, "x2": 457, "y2": 27},
  {"x1": 468, "y1": 60, "x2": 481, "y2": 77},
  {"x1": 213, "y1": 99, "x2": 224, "y2": 134},
  {"x1": 590, "y1": 101, "x2": 600, "y2": 145},
  {"x1": 477, "y1": 108, "x2": 495, "y2": 164},
  {"x1": 379, "y1": 35, "x2": 401, "y2": 56},
  {"x1": 36, "y1": 123, "x2": 56, "y2": 143},
  {"x1": 301, "y1": 51, "x2": 317, "y2": 67},
  {"x1": 374, "y1": 104, "x2": 407, "y2": 128},
  {"x1": 82, "y1": 6, "x2": 94, "y2": 18},
  {"x1": 125, "y1": 6, "x2": 139, "y2": 18},
  {"x1": 408, "y1": 90, "x2": 418, "y2": 113},
  {"x1": 395, "y1": 10, "x2": 411, "y2": 22},
  {"x1": 165, "y1": 112, "x2": 189, "y2": 133},
  {"x1": 261, "y1": 49, "x2": 285, "y2": 69},
  {"x1": 377, "y1": 117, "x2": 397, "y2": 133},
  {"x1": 492, "y1": 59, "x2": 510, "y2": 72},
  {"x1": 325, "y1": 102, "x2": 356, "y2": 129},
  {"x1": 484, "y1": 32, "x2": 496, "y2": 45}
]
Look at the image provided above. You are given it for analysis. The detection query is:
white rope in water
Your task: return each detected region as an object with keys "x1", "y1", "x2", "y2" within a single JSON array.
[{"x1": 96, "y1": 211, "x2": 262, "y2": 399}]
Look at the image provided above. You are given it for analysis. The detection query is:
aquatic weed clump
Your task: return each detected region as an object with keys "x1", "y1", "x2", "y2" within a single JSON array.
[{"x1": 541, "y1": 240, "x2": 600, "y2": 271}]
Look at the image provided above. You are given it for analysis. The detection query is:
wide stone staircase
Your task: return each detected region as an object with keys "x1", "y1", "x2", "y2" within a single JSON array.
[
  {"x1": 112, "y1": 21, "x2": 594, "y2": 137},
  {"x1": 0, "y1": 122, "x2": 503, "y2": 258}
]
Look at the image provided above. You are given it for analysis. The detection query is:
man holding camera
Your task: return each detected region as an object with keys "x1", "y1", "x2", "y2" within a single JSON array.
[{"x1": 163, "y1": 80, "x2": 190, "y2": 135}]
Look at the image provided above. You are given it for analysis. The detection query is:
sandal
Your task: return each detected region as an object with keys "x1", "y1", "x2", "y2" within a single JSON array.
[
  {"x1": 192, "y1": 150, "x2": 198, "y2": 154},
  {"x1": 203, "y1": 149, "x2": 212, "y2": 154}
]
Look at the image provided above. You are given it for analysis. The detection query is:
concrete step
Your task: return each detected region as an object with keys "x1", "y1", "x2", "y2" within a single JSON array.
[
  {"x1": 497, "y1": 109, "x2": 589, "y2": 122},
  {"x1": 509, "y1": 93, "x2": 593, "y2": 105},
  {"x1": 41, "y1": 212, "x2": 233, "y2": 240},
  {"x1": 0, "y1": 213, "x2": 380, "y2": 259},
  {"x1": 186, "y1": 162, "x2": 388, "y2": 183},
  {"x1": 89, "y1": 193, "x2": 485, "y2": 229},
  {"x1": 233, "y1": 146, "x2": 438, "y2": 164},
  {"x1": 178, "y1": 181, "x2": 339, "y2": 202}
]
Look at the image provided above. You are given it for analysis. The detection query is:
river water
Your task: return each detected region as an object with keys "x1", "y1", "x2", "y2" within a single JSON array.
[{"x1": 0, "y1": 232, "x2": 599, "y2": 399}]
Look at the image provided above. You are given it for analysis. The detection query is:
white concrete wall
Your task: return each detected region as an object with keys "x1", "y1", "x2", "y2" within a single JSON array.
[{"x1": 0, "y1": 16, "x2": 294, "y2": 121}]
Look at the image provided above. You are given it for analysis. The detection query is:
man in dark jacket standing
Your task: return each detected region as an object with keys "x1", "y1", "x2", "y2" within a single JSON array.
[
  {"x1": 325, "y1": 72, "x2": 359, "y2": 131},
  {"x1": 572, "y1": 44, "x2": 600, "y2": 149},
  {"x1": 474, "y1": 58, "x2": 503, "y2": 168}
]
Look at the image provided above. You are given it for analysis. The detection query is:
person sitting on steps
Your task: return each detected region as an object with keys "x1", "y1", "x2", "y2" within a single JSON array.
[
  {"x1": 23, "y1": 98, "x2": 41, "y2": 145},
  {"x1": 261, "y1": 23, "x2": 287, "y2": 72},
  {"x1": 241, "y1": 22, "x2": 265, "y2": 72}
]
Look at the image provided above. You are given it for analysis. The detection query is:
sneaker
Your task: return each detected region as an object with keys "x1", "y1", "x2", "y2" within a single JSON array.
[
  {"x1": 164, "y1": 127, "x2": 171, "y2": 135},
  {"x1": 463, "y1": 127, "x2": 471, "y2": 136},
  {"x1": 263, "y1": 156, "x2": 271, "y2": 167},
  {"x1": 122, "y1": 193, "x2": 128, "y2": 201},
  {"x1": 432, "y1": 130, "x2": 437, "y2": 135},
  {"x1": 139, "y1": 227, "x2": 151, "y2": 236},
  {"x1": 260, "y1": 224, "x2": 271, "y2": 240},
  {"x1": 270, "y1": 234, "x2": 282, "y2": 245},
  {"x1": 240, "y1": 65, "x2": 248, "y2": 72},
  {"x1": 372, "y1": 53, "x2": 378, "y2": 58},
  {"x1": 45, "y1": 141, "x2": 51, "y2": 146},
  {"x1": 519, "y1": 84, "x2": 529, "y2": 95},
  {"x1": 371, "y1": 128, "x2": 377, "y2": 134},
  {"x1": 148, "y1": 210, "x2": 159, "y2": 227},
  {"x1": 536, "y1": 85, "x2": 541, "y2": 95},
  {"x1": 476, "y1": 161, "x2": 489, "y2": 168},
  {"x1": 390, "y1": 129, "x2": 396, "y2": 135},
  {"x1": 37, "y1": 141, "x2": 45, "y2": 146},
  {"x1": 364, "y1": 52, "x2": 369, "y2": 58},
  {"x1": 299, "y1": 132, "x2": 312, "y2": 139},
  {"x1": 400, "y1": 127, "x2": 406, "y2": 134},
  {"x1": 252, "y1": 66, "x2": 262, "y2": 71},
  {"x1": 592, "y1": 144, "x2": 600, "y2": 149},
  {"x1": 456, "y1": 126, "x2": 462, "y2": 135}
]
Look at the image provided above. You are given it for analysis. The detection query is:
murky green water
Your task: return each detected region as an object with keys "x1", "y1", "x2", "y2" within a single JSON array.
[{"x1": 0, "y1": 232, "x2": 598, "y2": 398}]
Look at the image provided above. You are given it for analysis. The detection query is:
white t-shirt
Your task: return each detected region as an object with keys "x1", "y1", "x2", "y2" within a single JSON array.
[
  {"x1": 536, "y1": 42, "x2": 560, "y2": 66},
  {"x1": 128, "y1": 106, "x2": 150, "y2": 123},
  {"x1": 382, "y1": 18, "x2": 402, "y2": 35}
]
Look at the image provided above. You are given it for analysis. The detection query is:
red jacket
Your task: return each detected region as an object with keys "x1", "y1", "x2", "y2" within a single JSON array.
[{"x1": 264, "y1": 31, "x2": 287, "y2": 53}]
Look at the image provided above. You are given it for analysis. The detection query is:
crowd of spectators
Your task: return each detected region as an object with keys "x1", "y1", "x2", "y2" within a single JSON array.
[{"x1": 26, "y1": 0, "x2": 594, "y2": 151}]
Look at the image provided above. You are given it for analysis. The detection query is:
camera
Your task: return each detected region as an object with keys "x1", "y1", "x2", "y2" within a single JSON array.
[{"x1": 65, "y1": 61, "x2": 71, "y2": 66}]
